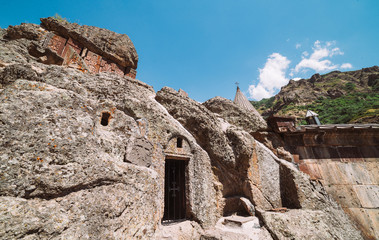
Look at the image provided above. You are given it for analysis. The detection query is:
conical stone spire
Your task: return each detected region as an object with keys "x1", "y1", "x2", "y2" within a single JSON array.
[{"x1": 233, "y1": 86, "x2": 261, "y2": 115}]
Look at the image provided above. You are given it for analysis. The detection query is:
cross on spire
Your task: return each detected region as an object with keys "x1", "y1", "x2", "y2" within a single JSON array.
[{"x1": 235, "y1": 82, "x2": 239, "y2": 87}]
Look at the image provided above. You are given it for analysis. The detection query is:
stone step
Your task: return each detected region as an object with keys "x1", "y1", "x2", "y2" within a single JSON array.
[
  {"x1": 223, "y1": 215, "x2": 257, "y2": 227},
  {"x1": 208, "y1": 216, "x2": 273, "y2": 240}
]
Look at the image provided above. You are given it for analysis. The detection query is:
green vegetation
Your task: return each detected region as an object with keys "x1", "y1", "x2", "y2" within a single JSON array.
[
  {"x1": 349, "y1": 108, "x2": 379, "y2": 123},
  {"x1": 344, "y1": 82, "x2": 356, "y2": 92},
  {"x1": 251, "y1": 97, "x2": 275, "y2": 110},
  {"x1": 369, "y1": 78, "x2": 379, "y2": 91},
  {"x1": 53, "y1": 13, "x2": 68, "y2": 23},
  {"x1": 285, "y1": 93, "x2": 378, "y2": 124},
  {"x1": 314, "y1": 77, "x2": 341, "y2": 89},
  {"x1": 251, "y1": 93, "x2": 378, "y2": 124}
]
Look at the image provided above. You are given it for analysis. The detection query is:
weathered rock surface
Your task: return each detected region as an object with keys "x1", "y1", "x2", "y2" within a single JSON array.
[
  {"x1": 5, "y1": 23, "x2": 42, "y2": 41},
  {"x1": 0, "y1": 77, "x2": 161, "y2": 238},
  {"x1": 156, "y1": 88, "x2": 283, "y2": 210},
  {"x1": 260, "y1": 209, "x2": 359, "y2": 240},
  {"x1": 156, "y1": 87, "x2": 363, "y2": 239},
  {"x1": 153, "y1": 217, "x2": 273, "y2": 240},
  {"x1": 156, "y1": 88, "x2": 249, "y2": 199},
  {"x1": 202, "y1": 216, "x2": 273, "y2": 240},
  {"x1": 203, "y1": 96, "x2": 292, "y2": 162},
  {"x1": 0, "y1": 20, "x2": 366, "y2": 240},
  {"x1": 203, "y1": 96, "x2": 268, "y2": 133},
  {"x1": 152, "y1": 221, "x2": 204, "y2": 240},
  {"x1": 256, "y1": 142, "x2": 364, "y2": 239},
  {"x1": 156, "y1": 87, "x2": 236, "y2": 171},
  {"x1": 0, "y1": 27, "x2": 217, "y2": 238}
]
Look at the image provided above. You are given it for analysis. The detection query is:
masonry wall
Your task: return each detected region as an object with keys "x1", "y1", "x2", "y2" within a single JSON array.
[{"x1": 283, "y1": 128, "x2": 379, "y2": 240}]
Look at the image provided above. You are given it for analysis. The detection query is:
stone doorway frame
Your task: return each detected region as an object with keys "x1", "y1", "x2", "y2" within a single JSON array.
[{"x1": 162, "y1": 135, "x2": 192, "y2": 223}]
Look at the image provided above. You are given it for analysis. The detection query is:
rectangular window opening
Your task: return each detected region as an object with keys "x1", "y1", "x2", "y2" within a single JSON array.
[{"x1": 177, "y1": 137, "x2": 183, "y2": 148}]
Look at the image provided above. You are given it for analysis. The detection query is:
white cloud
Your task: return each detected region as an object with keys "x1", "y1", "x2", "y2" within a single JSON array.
[
  {"x1": 249, "y1": 40, "x2": 351, "y2": 101},
  {"x1": 294, "y1": 40, "x2": 344, "y2": 73},
  {"x1": 248, "y1": 53, "x2": 290, "y2": 100},
  {"x1": 259, "y1": 53, "x2": 291, "y2": 90},
  {"x1": 248, "y1": 84, "x2": 272, "y2": 100},
  {"x1": 341, "y1": 63, "x2": 353, "y2": 69}
]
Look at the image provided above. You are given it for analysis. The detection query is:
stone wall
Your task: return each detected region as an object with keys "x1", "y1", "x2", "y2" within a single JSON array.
[{"x1": 282, "y1": 126, "x2": 379, "y2": 239}]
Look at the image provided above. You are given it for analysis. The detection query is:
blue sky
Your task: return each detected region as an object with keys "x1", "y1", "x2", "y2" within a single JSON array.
[{"x1": 1, "y1": 0, "x2": 378, "y2": 101}]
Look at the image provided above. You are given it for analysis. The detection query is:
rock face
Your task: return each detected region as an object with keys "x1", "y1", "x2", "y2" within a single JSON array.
[
  {"x1": 1, "y1": 20, "x2": 217, "y2": 238},
  {"x1": 203, "y1": 96, "x2": 293, "y2": 162},
  {"x1": 0, "y1": 69, "x2": 161, "y2": 238},
  {"x1": 203, "y1": 96, "x2": 268, "y2": 133},
  {"x1": 155, "y1": 87, "x2": 363, "y2": 239},
  {"x1": 0, "y1": 19, "x2": 365, "y2": 239}
]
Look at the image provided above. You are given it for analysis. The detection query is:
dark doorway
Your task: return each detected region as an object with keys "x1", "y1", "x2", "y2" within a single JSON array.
[{"x1": 163, "y1": 159, "x2": 187, "y2": 221}]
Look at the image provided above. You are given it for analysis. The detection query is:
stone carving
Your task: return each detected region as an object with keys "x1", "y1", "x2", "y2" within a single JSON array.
[
  {"x1": 43, "y1": 33, "x2": 136, "y2": 77},
  {"x1": 40, "y1": 17, "x2": 138, "y2": 69},
  {"x1": 5, "y1": 17, "x2": 138, "y2": 78}
]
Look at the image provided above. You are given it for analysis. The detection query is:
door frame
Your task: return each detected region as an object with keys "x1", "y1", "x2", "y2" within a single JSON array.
[{"x1": 163, "y1": 157, "x2": 189, "y2": 222}]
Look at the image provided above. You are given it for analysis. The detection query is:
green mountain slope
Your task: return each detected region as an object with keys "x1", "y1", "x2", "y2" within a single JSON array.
[{"x1": 251, "y1": 66, "x2": 379, "y2": 124}]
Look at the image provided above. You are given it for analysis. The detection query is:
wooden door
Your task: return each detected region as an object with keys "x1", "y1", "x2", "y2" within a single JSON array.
[{"x1": 163, "y1": 159, "x2": 186, "y2": 220}]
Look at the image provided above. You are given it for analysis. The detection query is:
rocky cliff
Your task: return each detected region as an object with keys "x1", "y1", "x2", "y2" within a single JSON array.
[
  {"x1": 252, "y1": 67, "x2": 379, "y2": 124},
  {"x1": 0, "y1": 18, "x2": 365, "y2": 239}
]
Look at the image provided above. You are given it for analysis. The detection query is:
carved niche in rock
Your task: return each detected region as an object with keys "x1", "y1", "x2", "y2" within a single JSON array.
[{"x1": 37, "y1": 32, "x2": 137, "y2": 78}]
